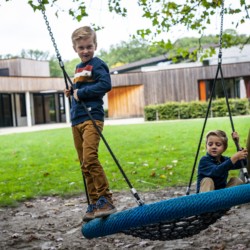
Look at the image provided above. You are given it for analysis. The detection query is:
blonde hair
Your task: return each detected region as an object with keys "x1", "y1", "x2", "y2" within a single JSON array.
[
  {"x1": 71, "y1": 26, "x2": 97, "y2": 47},
  {"x1": 206, "y1": 130, "x2": 228, "y2": 150}
]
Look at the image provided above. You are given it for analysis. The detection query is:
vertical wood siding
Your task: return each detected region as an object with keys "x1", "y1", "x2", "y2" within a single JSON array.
[
  {"x1": 108, "y1": 85, "x2": 144, "y2": 118},
  {"x1": 111, "y1": 62, "x2": 250, "y2": 106}
]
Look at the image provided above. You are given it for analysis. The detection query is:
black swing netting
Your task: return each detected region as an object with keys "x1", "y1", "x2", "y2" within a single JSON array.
[{"x1": 122, "y1": 209, "x2": 228, "y2": 241}]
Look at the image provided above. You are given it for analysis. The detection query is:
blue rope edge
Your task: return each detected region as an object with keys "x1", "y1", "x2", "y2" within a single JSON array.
[{"x1": 82, "y1": 184, "x2": 250, "y2": 239}]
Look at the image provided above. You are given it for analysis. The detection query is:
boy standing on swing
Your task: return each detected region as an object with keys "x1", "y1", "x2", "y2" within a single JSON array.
[
  {"x1": 197, "y1": 130, "x2": 248, "y2": 193},
  {"x1": 64, "y1": 26, "x2": 116, "y2": 222}
]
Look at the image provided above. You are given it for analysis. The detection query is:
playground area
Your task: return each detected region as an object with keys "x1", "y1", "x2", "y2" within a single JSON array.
[{"x1": 1, "y1": 186, "x2": 250, "y2": 250}]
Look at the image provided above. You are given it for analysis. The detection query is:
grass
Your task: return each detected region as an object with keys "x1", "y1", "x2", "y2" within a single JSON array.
[{"x1": 0, "y1": 116, "x2": 249, "y2": 207}]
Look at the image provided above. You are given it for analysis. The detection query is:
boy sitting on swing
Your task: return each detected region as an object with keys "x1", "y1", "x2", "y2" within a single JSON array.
[{"x1": 197, "y1": 130, "x2": 248, "y2": 193}]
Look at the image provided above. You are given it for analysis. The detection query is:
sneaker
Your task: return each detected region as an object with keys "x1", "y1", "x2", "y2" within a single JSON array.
[
  {"x1": 82, "y1": 204, "x2": 97, "y2": 222},
  {"x1": 95, "y1": 196, "x2": 117, "y2": 218}
]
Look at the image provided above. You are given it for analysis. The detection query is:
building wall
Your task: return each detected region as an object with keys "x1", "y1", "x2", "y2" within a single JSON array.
[
  {"x1": 0, "y1": 60, "x2": 250, "y2": 126},
  {"x1": 108, "y1": 85, "x2": 144, "y2": 118},
  {"x1": 111, "y1": 62, "x2": 250, "y2": 106},
  {"x1": 0, "y1": 58, "x2": 50, "y2": 77},
  {"x1": 0, "y1": 76, "x2": 65, "y2": 92},
  {"x1": 244, "y1": 77, "x2": 250, "y2": 97},
  {"x1": 13, "y1": 93, "x2": 28, "y2": 126}
]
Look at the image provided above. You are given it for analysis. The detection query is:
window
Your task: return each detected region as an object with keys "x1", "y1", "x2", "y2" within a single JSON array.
[
  {"x1": 19, "y1": 93, "x2": 26, "y2": 117},
  {"x1": 59, "y1": 93, "x2": 65, "y2": 114},
  {"x1": 0, "y1": 68, "x2": 9, "y2": 76},
  {"x1": 198, "y1": 78, "x2": 240, "y2": 101},
  {"x1": 0, "y1": 93, "x2": 12, "y2": 127}
]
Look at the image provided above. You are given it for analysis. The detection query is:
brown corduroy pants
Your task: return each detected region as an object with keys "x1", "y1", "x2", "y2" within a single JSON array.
[{"x1": 72, "y1": 120, "x2": 112, "y2": 203}]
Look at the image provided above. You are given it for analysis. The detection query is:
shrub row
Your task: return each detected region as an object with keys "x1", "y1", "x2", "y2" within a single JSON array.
[{"x1": 144, "y1": 98, "x2": 250, "y2": 121}]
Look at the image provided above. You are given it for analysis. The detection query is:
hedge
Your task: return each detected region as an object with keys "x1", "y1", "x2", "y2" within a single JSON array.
[{"x1": 144, "y1": 98, "x2": 250, "y2": 121}]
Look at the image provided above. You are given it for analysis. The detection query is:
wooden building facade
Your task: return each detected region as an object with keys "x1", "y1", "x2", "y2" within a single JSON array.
[
  {"x1": 0, "y1": 59, "x2": 70, "y2": 127},
  {"x1": 0, "y1": 56, "x2": 249, "y2": 127},
  {"x1": 108, "y1": 62, "x2": 250, "y2": 118}
]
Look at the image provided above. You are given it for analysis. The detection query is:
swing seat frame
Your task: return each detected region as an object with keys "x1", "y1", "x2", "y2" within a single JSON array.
[{"x1": 82, "y1": 184, "x2": 250, "y2": 240}]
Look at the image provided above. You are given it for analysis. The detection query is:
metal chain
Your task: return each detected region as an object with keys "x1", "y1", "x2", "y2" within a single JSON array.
[
  {"x1": 37, "y1": 0, "x2": 64, "y2": 67},
  {"x1": 218, "y1": 0, "x2": 224, "y2": 63},
  {"x1": 37, "y1": 0, "x2": 144, "y2": 205},
  {"x1": 186, "y1": 0, "x2": 225, "y2": 195}
]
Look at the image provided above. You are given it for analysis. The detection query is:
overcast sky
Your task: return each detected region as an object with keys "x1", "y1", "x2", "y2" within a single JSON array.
[{"x1": 1, "y1": 0, "x2": 250, "y2": 60}]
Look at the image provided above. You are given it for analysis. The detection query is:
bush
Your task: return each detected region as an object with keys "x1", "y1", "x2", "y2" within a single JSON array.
[
  {"x1": 144, "y1": 98, "x2": 249, "y2": 121},
  {"x1": 144, "y1": 106, "x2": 158, "y2": 121},
  {"x1": 104, "y1": 109, "x2": 108, "y2": 118},
  {"x1": 158, "y1": 103, "x2": 179, "y2": 120}
]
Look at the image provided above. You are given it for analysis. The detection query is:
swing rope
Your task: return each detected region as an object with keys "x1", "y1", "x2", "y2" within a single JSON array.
[
  {"x1": 186, "y1": 0, "x2": 250, "y2": 195},
  {"x1": 37, "y1": 0, "x2": 144, "y2": 206}
]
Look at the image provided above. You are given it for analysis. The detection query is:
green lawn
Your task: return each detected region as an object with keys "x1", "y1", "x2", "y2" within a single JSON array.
[{"x1": 0, "y1": 116, "x2": 249, "y2": 206}]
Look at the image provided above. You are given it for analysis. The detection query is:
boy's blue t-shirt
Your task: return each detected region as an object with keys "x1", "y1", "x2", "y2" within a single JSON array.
[
  {"x1": 196, "y1": 152, "x2": 243, "y2": 192},
  {"x1": 70, "y1": 57, "x2": 111, "y2": 126}
]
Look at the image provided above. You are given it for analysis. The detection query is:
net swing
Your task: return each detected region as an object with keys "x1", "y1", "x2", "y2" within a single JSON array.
[{"x1": 38, "y1": 0, "x2": 250, "y2": 241}]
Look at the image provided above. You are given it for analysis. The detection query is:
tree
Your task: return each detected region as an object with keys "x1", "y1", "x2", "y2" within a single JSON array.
[
  {"x1": 171, "y1": 31, "x2": 250, "y2": 61},
  {"x1": 25, "y1": 0, "x2": 250, "y2": 57},
  {"x1": 49, "y1": 57, "x2": 79, "y2": 77},
  {"x1": 97, "y1": 31, "x2": 250, "y2": 67},
  {"x1": 0, "y1": 54, "x2": 15, "y2": 59},
  {"x1": 0, "y1": 50, "x2": 49, "y2": 60},
  {"x1": 49, "y1": 56, "x2": 63, "y2": 77},
  {"x1": 97, "y1": 39, "x2": 166, "y2": 68},
  {"x1": 20, "y1": 49, "x2": 50, "y2": 60}
]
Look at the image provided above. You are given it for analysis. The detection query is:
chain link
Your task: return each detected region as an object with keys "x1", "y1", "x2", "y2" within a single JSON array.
[
  {"x1": 38, "y1": 0, "x2": 64, "y2": 66},
  {"x1": 218, "y1": 0, "x2": 224, "y2": 63}
]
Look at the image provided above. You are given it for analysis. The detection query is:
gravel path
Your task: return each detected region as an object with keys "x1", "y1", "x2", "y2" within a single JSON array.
[{"x1": 1, "y1": 187, "x2": 250, "y2": 250}]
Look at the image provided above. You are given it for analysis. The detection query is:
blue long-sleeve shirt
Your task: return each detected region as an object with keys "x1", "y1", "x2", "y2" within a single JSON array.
[
  {"x1": 196, "y1": 152, "x2": 244, "y2": 192},
  {"x1": 70, "y1": 57, "x2": 112, "y2": 126}
]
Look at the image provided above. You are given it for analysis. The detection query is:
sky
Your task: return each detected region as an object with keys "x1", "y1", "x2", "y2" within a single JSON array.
[
  {"x1": 0, "y1": 0, "x2": 151, "y2": 60},
  {"x1": 1, "y1": 0, "x2": 250, "y2": 61}
]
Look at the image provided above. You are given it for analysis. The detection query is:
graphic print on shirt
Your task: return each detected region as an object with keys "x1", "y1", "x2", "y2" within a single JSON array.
[{"x1": 73, "y1": 65, "x2": 94, "y2": 84}]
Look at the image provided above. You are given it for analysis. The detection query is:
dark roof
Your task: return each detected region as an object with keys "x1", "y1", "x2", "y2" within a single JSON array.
[
  {"x1": 109, "y1": 44, "x2": 221, "y2": 74},
  {"x1": 110, "y1": 54, "x2": 170, "y2": 74}
]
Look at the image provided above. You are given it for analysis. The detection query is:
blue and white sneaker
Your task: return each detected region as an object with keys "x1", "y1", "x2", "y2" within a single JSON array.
[
  {"x1": 95, "y1": 196, "x2": 117, "y2": 218},
  {"x1": 82, "y1": 204, "x2": 97, "y2": 222}
]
